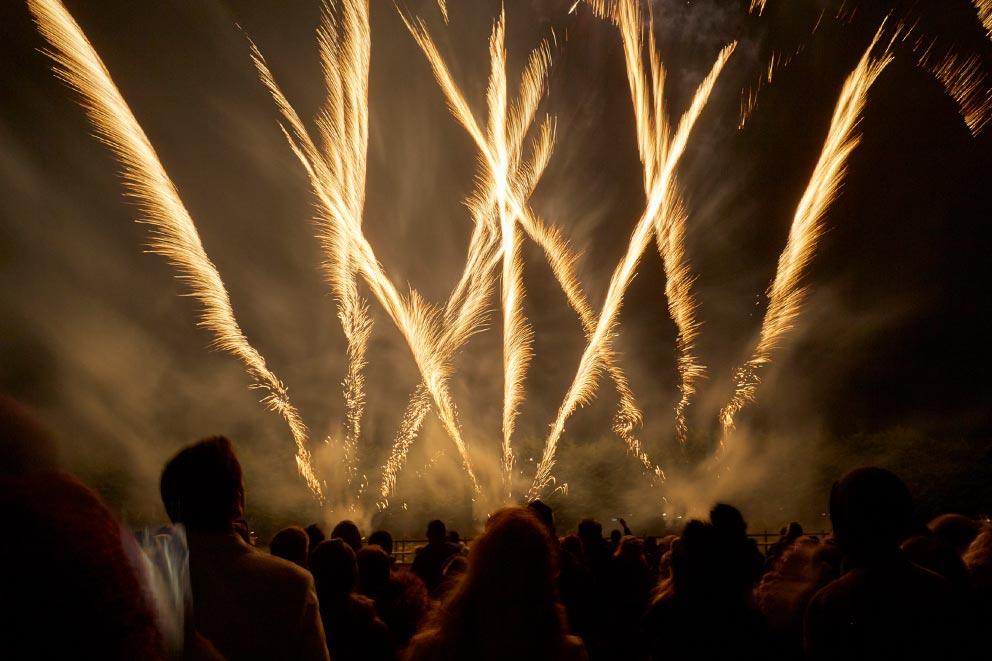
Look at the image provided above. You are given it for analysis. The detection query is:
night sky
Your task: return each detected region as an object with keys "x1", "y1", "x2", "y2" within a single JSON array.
[{"x1": 2, "y1": 0, "x2": 991, "y2": 535}]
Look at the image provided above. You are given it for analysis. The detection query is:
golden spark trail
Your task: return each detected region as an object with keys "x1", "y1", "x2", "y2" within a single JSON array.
[
  {"x1": 609, "y1": 0, "x2": 707, "y2": 448},
  {"x1": 250, "y1": 39, "x2": 482, "y2": 494},
  {"x1": 487, "y1": 12, "x2": 534, "y2": 496},
  {"x1": 975, "y1": 0, "x2": 992, "y2": 39},
  {"x1": 376, "y1": 115, "x2": 555, "y2": 507},
  {"x1": 719, "y1": 29, "x2": 894, "y2": 444},
  {"x1": 27, "y1": 0, "x2": 325, "y2": 500},
  {"x1": 530, "y1": 40, "x2": 737, "y2": 499},
  {"x1": 405, "y1": 11, "x2": 665, "y2": 481},
  {"x1": 749, "y1": 0, "x2": 768, "y2": 16},
  {"x1": 314, "y1": 0, "x2": 374, "y2": 492},
  {"x1": 911, "y1": 38, "x2": 992, "y2": 136}
]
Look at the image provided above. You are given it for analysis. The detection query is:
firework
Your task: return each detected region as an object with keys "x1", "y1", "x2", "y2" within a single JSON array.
[
  {"x1": 250, "y1": 33, "x2": 482, "y2": 494},
  {"x1": 719, "y1": 27, "x2": 894, "y2": 444},
  {"x1": 311, "y1": 0, "x2": 374, "y2": 492},
  {"x1": 406, "y1": 7, "x2": 670, "y2": 486},
  {"x1": 976, "y1": 1, "x2": 992, "y2": 39},
  {"x1": 28, "y1": 0, "x2": 325, "y2": 500},
  {"x1": 529, "y1": 38, "x2": 737, "y2": 500},
  {"x1": 609, "y1": 0, "x2": 707, "y2": 448}
]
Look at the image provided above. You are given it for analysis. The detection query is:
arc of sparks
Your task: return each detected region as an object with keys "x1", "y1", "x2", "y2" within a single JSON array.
[
  {"x1": 606, "y1": 0, "x2": 707, "y2": 448},
  {"x1": 528, "y1": 38, "x2": 738, "y2": 500},
  {"x1": 488, "y1": 11, "x2": 535, "y2": 497},
  {"x1": 313, "y1": 0, "x2": 374, "y2": 492},
  {"x1": 28, "y1": 0, "x2": 324, "y2": 500},
  {"x1": 719, "y1": 27, "x2": 894, "y2": 444},
  {"x1": 975, "y1": 0, "x2": 992, "y2": 39},
  {"x1": 404, "y1": 9, "x2": 667, "y2": 486},
  {"x1": 376, "y1": 116, "x2": 556, "y2": 508},
  {"x1": 250, "y1": 37, "x2": 482, "y2": 494}
]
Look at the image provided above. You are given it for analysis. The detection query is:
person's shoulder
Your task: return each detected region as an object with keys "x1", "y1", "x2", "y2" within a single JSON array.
[
  {"x1": 242, "y1": 547, "x2": 316, "y2": 592},
  {"x1": 561, "y1": 634, "x2": 588, "y2": 661},
  {"x1": 405, "y1": 628, "x2": 443, "y2": 661}
]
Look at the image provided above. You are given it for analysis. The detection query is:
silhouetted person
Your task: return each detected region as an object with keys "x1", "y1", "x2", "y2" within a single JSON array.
[
  {"x1": 606, "y1": 536, "x2": 652, "y2": 658},
  {"x1": 357, "y1": 545, "x2": 431, "y2": 651},
  {"x1": 369, "y1": 529, "x2": 395, "y2": 557},
  {"x1": 411, "y1": 519, "x2": 461, "y2": 596},
  {"x1": 406, "y1": 507, "x2": 587, "y2": 661},
  {"x1": 643, "y1": 520, "x2": 768, "y2": 660},
  {"x1": 311, "y1": 539, "x2": 396, "y2": 661},
  {"x1": 528, "y1": 499, "x2": 556, "y2": 540},
  {"x1": 929, "y1": 513, "x2": 980, "y2": 556},
  {"x1": 766, "y1": 521, "x2": 804, "y2": 570},
  {"x1": 757, "y1": 536, "x2": 838, "y2": 661},
  {"x1": 575, "y1": 518, "x2": 611, "y2": 659},
  {"x1": 0, "y1": 396, "x2": 166, "y2": 659},
  {"x1": 901, "y1": 533, "x2": 971, "y2": 591},
  {"x1": 710, "y1": 503, "x2": 765, "y2": 589},
  {"x1": 160, "y1": 436, "x2": 328, "y2": 660},
  {"x1": 804, "y1": 467, "x2": 969, "y2": 661},
  {"x1": 332, "y1": 519, "x2": 363, "y2": 553},
  {"x1": 608, "y1": 529, "x2": 622, "y2": 554},
  {"x1": 306, "y1": 523, "x2": 327, "y2": 550},
  {"x1": 964, "y1": 525, "x2": 992, "y2": 626},
  {"x1": 437, "y1": 553, "x2": 469, "y2": 599},
  {"x1": 271, "y1": 525, "x2": 310, "y2": 568}
]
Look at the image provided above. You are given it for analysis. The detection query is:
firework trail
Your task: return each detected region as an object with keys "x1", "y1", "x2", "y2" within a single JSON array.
[
  {"x1": 405, "y1": 9, "x2": 667, "y2": 484},
  {"x1": 313, "y1": 0, "x2": 374, "y2": 492},
  {"x1": 529, "y1": 38, "x2": 737, "y2": 500},
  {"x1": 437, "y1": 0, "x2": 449, "y2": 24},
  {"x1": 28, "y1": 0, "x2": 325, "y2": 500},
  {"x1": 719, "y1": 27, "x2": 894, "y2": 444},
  {"x1": 976, "y1": 1, "x2": 992, "y2": 39},
  {"x1": 376, "y1": 116, "x2": 555, "y2": 507},
  {"x1": 749, "y1": 0, "x2": 768, "y2": 17},
  {"x1": 250, "y1": 38, "x2": 482, "y2": 493},
  {"x1": 488, "y1": 13, "x2": 535, "y2": 496},
  {"x1": 607, "y1": 0, "x2": 707, "y2": 448},
  {"x1": 403, "y1": 10, "x2": 545, "y2": 495},
  {"x1": 911, "y1": 38, "x2": 992, "y2": 136}
]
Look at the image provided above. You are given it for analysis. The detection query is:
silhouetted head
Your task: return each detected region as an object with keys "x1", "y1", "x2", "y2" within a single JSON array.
[
  {"x1": 901, "y1": 534, "x2": 970, "y2": 585},
  {"x1": 159, "y1": 436, "x2": 244, "y2": 533},
  {"x1": 644, "y1": 536, "x2": 659, "y2": 554},
  {"x1": 929, "y1": 514, "x2": 980, "y2": 555},
  {"x1": 331, "y1": 520, "x2": 362, "y2": 552},
  {"x1": 270, "y1": 526, "x2": 309, "y2": 568},
  {"x1": 670, "y1": 520, "x2": 720, "y2": 596},
  {"x1": 305, "y1": 523, "x2": 326, "y2": 549},
  {"x1": 610, "y1": 529, "x2": 622, "y2": 544},
  {"x1": 310, "y1": 538, "x2": 357, "y2": 601},
  {"x1": 617, "y1": 535, "x2": 645, "y2": 561},
  {"x1": 356, "y1": 545, "x2": 391, "y2": 596},
  {"x1": 0, "y1": 395, "x2": 58, "y2": 476},
  {"x1": 963, "y1": 526, "x2": 992, "y2": 589},
  {"x1": 786, "y1": 522, "x2": 804, "y2": 539},
  {"x1": 427, "y1": 507, "x2": 565, "y2": 657},
  {"x1": 427, "y1": 519, "x2": 447, "y2": 544},
  {"x1": 561, "y1": 533, "x2": 582, "y2": 557},
  {"x1": 527, "y1": 499, "x2": 556, "y2": 538},
  {"x1": 710, "y1": 503, "x2": 748, "y2": 537},
  {"x1": 577, "y1": 518, "x2": 602, "y2": 546},
  {"x1": 368, "y1": 529, "x2": 393, "y2": 555},
  {"x1": 447, "y1": 530, "x2": 461, "y2": 544},
  {"x1": 830, "y1": 467, "x2": 914, "y2": 558}
]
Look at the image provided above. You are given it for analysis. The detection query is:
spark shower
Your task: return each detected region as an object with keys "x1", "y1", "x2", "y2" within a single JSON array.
[{"x1": 27, "y1": 0, "x2": 992, "y2": 517}]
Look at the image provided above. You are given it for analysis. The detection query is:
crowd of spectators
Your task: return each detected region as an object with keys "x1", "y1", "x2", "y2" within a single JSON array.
[{"x1": 2, "y1": 397, "x2": 990, "y2": 659}]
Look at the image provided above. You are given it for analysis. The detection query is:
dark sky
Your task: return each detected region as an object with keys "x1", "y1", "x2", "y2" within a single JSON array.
[{"x1": 1, "y1": 0, "x2": 991, "y2": 533}]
